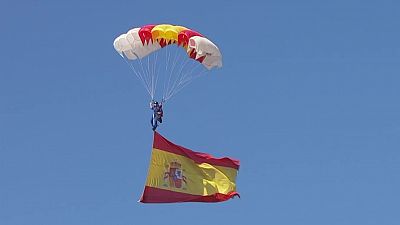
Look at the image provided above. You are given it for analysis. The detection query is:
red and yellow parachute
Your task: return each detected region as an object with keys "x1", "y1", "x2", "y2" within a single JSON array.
[{"x1": 114, "y1": 24, "x2": 222, "y2": 70}]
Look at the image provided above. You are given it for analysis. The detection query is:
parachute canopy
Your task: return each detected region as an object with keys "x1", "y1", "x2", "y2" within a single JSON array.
[{"x1": 114, "y1": 24, "x2": 222, "y2": 101}]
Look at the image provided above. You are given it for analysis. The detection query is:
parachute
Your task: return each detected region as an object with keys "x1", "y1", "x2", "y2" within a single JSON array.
[{"x1": 113, "y1": 24, "x2": 222, "y2": 101}]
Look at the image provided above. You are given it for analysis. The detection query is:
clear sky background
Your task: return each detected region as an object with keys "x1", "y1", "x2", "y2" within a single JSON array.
[{"x1": 1, "y1": 0, "x2": 399, "y2": 224}]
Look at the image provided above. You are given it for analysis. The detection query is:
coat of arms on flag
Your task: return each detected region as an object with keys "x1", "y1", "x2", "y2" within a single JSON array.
[{"x1": 163, "y1": 160, "x2": 187, "y2": 189}]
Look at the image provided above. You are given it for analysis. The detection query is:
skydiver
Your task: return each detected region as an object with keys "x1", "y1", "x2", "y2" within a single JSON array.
[{"x1": 150, "y1": 100, "x2": 164, "y2": 131}]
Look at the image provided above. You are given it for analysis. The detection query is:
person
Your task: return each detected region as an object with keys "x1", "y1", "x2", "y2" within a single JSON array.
[{"x1": 150, "y1": 100, "x2": 163, "y2": 131}]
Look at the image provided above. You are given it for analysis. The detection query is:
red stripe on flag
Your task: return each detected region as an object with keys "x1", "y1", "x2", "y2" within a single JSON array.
[
  {"x1": 140, "y1": 186, "x2": 240, "y2": 203},
  {"x1": 153, "y1": 132, "x2": 240, "y2": 170}
]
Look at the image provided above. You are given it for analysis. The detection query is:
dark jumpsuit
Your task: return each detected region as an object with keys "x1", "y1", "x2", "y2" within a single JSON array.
[{"x1": 151, "y1": 103, "x2": 163, "y2": 130}]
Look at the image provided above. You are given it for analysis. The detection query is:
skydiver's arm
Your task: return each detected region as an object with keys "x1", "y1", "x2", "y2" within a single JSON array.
[{"x1": 149, "y1": 100, "x2": 154, "y2": 109}]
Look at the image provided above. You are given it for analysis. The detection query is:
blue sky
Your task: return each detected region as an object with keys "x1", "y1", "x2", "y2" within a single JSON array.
[{"x1": 1, "y1": 0, "x2": 399, "y2": 224}]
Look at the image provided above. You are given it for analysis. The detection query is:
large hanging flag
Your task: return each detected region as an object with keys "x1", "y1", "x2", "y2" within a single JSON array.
[{"x1": 140, "y1": 132, "x2": 240, "y2": 203}]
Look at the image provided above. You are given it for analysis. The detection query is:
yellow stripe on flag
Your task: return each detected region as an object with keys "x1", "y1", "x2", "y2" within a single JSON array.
[{"x1": 145, "y1": 148, "x2": 238, "y2": 196}]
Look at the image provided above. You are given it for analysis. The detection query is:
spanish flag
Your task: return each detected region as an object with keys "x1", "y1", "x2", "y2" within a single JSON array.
[{"x1": 140, "y1": 132, "x2": 240, "y2": 203}]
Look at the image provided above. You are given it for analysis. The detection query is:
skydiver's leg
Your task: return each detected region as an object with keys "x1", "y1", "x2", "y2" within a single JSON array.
[
  {"x1": 151, "y1": 115, "x2": 157, "y2": 130},
  {"x1": 153, "y1": 118, "x2": 158, "y2": 131}
]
